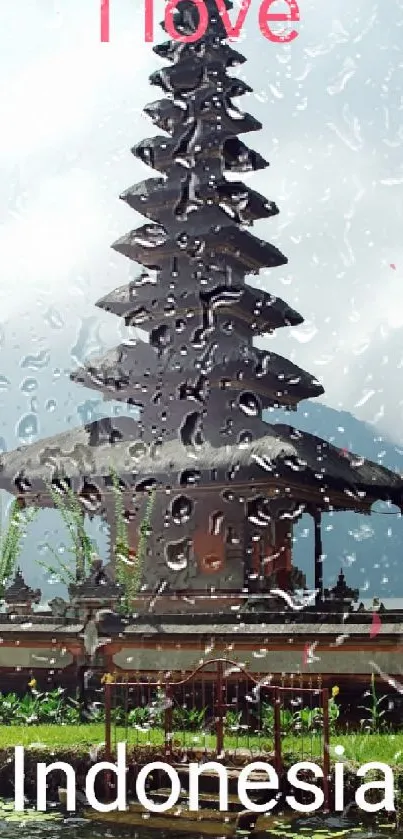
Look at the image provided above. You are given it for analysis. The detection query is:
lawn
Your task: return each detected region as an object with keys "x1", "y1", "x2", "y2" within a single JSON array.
[
  {"x1": 0, "y1": 724, "x2": 106, "y2": 750},
  {"x1": 1, "y1": 725, "x2": 403, "y2": 767}
]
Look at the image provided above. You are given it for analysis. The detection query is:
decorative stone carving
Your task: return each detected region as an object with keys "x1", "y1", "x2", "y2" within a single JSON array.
[
  {"x1": 323, "y1": 569, "x2": 359, "y2": 612},
  {"x1": 49, "y1": 597, "x2": 68, "y2": 618},
  {"x1": 69, "y1": 557, "x2": 122, "y2": 619},
  {"x1": 3, "y1": 568, "x2": 41, "y2": 616}
]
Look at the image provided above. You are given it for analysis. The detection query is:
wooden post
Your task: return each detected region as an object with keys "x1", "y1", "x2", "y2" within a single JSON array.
[
  {"x1": 216, "y1": 660, "x2": 224, "y2": 757},
  {"x1": 322, "y1": 688, "x2": 330, "y2": 812},
  {"x1": 164, "y1": 681, "x2": 173, "y2": 758},
  {"x1": 273, "y1": 687, "x2": 282, "y2": 778},
  {"x1": 104, "y1": 681, "x2": 112, "y2": 802},
  {"x1": 313, "y1": 510, "x2": 323, "y2": 604}
]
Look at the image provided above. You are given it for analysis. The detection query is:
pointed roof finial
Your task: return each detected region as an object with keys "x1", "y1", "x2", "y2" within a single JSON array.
[{"x1": 4, "y1": 567, "x2": 41, "y2": 605}]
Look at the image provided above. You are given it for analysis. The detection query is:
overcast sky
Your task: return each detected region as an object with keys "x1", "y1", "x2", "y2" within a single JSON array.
[{"x1": 0, "y1": 0, "x2": 402, "y2": 597}]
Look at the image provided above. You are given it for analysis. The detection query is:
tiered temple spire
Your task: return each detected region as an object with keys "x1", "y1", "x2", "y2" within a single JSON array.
[{"x1": 71, "y1": 0, "x2": 323, "y2": 450}]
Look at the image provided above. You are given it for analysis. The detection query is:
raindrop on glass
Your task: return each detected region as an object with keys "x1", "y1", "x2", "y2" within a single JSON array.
[
  {"x1": 20, "y1": 377, "x2": 38, "y2": 394},
  {"x1": 16, "y1": 413, "x2": 39, "y2": 444}
]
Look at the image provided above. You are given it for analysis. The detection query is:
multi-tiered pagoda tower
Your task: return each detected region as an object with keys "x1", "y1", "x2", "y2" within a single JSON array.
[{"x1": 0, "y1": 0, "x2": 402, "y2": 615}]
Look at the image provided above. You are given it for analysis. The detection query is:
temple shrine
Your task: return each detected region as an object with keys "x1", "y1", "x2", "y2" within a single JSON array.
[{"x1": 0, "y1": 1, "x2": 402, "y2": 689}]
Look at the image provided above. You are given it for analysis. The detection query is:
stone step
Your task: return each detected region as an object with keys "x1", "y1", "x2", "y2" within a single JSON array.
[
  {"x1": 84, "y1": 802, "x2": 287, "y2": 837},
  {"x1": 85, "y1": 802, "x2": 238, "y2": 835},
  {"x1": 169, "y1": 762, "x2": 276, "y2": 795},
  {"x1": 150, "y1": 788, "x2": 247, "y2": 812}
]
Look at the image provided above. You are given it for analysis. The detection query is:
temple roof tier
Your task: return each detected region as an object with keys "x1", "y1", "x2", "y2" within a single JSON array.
[
  {"x1": 133, "y1": 134, "x2": 269, "y2": 173},
  {"x1": 120, "y1": 176, "x2": 279, "y2": 227},
  {"x1": 160, "y1": 0, "x2": 235, "y2": 43},
  {"x1": 0, "y1": 424, "x2": 401, "y2": 514},
  {"x1": 148, "y1": 62, "x2": 253, "y2": 97},
  {"x1": 143, "y1": 84, "x2": 253, "y2": 131},
  {"x1": 70, "y1": 344, "x2": 323, "y2": 408},
  {"x1": 111, "y1": 224, "x2": 288, "y2": 274},
  {"x1": 143, "y1": 99, "x2": 186, "y2": 134},
  {"x1": 70, "y1": 341, "x2": 163, "y2": 392},
  {"x1": 150, "y1": 63, "x2": 253, "y2": 97},
  {"x1": 153, "y1": 40, "x2": 246, "y2": 68},
  {"x1": 96, "y1": 284, "x2": 303, "y2": 334}
]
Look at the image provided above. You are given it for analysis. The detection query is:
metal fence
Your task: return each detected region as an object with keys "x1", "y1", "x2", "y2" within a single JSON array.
[{"x1": 104, "y1": 658, "x2": 330, "y2": 806}]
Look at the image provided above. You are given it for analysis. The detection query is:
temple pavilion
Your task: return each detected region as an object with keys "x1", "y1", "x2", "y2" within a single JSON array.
[{"x1": 0, "y1": 0, "x2": 402, "y2": 616}]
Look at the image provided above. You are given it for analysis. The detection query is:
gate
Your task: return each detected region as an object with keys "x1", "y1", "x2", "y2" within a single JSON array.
[{"x1": 104, "y1": 658, "x2": 330, "y2": 807}]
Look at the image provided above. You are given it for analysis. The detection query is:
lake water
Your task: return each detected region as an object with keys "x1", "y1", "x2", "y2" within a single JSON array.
[{"x1": 0, "y1": 817, "x2": 398, "y2": 839}]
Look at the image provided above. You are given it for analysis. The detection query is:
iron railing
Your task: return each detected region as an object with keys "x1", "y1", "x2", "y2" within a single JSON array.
[{"x1": 104, "y1": 658, "x2": 330, "y2": 809}]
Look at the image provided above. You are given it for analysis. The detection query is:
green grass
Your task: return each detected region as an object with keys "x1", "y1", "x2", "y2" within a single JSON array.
[
  {"x1": 328, "y1": 733, "x2": 403, "y2": 766},
  {"x1": 0, "y1": 724, "x2": 106, "y2": 749},
  {"x1": 0, "y1": 725, "x2": 403, "y2": 768}
]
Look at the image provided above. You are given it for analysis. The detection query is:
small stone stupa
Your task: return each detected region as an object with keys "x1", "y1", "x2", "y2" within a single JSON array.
[{"x1": 3, "y1": 568, "x2": 41, "y2": 616}]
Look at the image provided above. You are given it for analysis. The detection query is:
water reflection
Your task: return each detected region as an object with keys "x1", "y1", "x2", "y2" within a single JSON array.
[
  {"x1": 0, "y1": 820, "x2": 113, "y2": 839},
  {"x1": 0, "y1": 815, "x2": 397, "y2": 839},
  {"x1": 255, "y1": 813, "x2": 396, "y2": 838}
]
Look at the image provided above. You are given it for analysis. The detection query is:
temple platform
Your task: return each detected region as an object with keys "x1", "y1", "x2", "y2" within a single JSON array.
[{"x1": 0, "y1": 598, "x2": 401, "y2": 692}]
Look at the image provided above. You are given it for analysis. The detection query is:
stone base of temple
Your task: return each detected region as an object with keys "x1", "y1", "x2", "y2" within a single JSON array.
[
  {"x1": 0, "y1": 566, "x2": 391, "y2": 697},
  {"x1": 0, "y1": 602, "x2": 399, "y2": 695}
]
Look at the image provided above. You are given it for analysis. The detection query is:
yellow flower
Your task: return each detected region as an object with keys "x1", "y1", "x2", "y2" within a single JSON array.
[
  {"x1": 332, "y1": 685, "x2": 340, "y2": 698},
  {"x1": 101, "y1": 672, "x2": 115, "y2": 684},
  {"x1": 28, "y1": 678, "x2": 37, "y2": 689}
]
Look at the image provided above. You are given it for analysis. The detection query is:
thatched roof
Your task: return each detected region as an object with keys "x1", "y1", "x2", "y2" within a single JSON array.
[{"x1": 0, "y1": 419, "x2": 401, "y2": 512}]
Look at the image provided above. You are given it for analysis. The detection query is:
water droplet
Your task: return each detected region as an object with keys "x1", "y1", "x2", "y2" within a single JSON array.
[
  {"x1": 165, "y1": 539, "x2": 190, "y2": 572},
  {"x1": 0, "y1": 376, "x2": 11, "y2": 392},
  {"x1": 239, "y1": 391, "x2": 260, "y2": 417},
  {"x1": 70, "y1": 317, "x2": 103, "y2": 366},
  {"x1": 44, "y1": 307, "x2": 64, "y2": 329},
  {"x1": 20, "y1": 377, "x2": 39, "y2": 394},
  {"x1": 16, "y1": 413, "x2": 39, "y2": 444},
  {"x1": 20, "y1": 351, "x2": 50, "y2": 370},
  {"x1": 45, "y1": 399, "x2": 57, "y2": 413},
  {"x1": 129, "y1": 442, "x2": 148, "y2": 461},
  {"x1": 292, "y1": 321, "x2": 318, "y2": 344},
  {"x1": 171, "y1": 495, "x2": 193, "y2": 525}
]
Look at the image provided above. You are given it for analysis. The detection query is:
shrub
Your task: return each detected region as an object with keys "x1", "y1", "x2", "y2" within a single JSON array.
[
  {"x1": 172, "y1": 706, "x2": 206, "y2": 732},
  {"x1": 0, "y1": 688, "x2": 81, "y2": 725},
  {"x1": 224, "y1": 709, "x2": 242, "y2": 733}
]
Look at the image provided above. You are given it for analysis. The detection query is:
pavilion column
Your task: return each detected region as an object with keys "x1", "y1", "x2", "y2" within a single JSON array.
[{"x1": 312, "y1": 509, "x2": 324, "y2": 604}]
